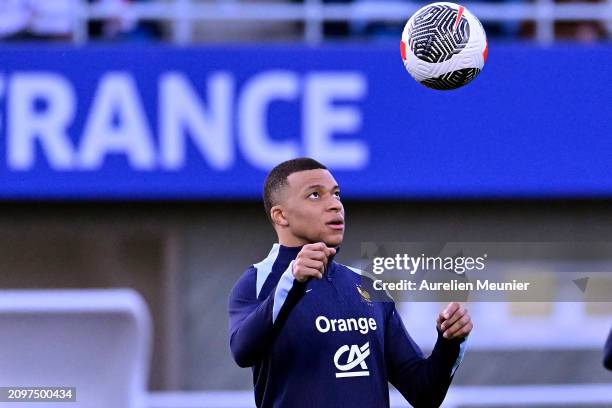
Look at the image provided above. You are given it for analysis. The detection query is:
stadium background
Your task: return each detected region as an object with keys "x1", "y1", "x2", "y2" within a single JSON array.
[{"x1": 0, "y1": 0, "x2": 611, "y2": 407}]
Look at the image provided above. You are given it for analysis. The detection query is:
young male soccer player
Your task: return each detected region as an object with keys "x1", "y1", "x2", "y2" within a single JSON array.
[{"x1": 228, "y1": 158, "x2": 472, "y2": 408}]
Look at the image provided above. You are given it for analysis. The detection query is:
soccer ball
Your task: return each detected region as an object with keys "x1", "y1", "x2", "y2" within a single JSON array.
[{"x1": 400, "y1": 2, "x2": 488, "y2": 90}]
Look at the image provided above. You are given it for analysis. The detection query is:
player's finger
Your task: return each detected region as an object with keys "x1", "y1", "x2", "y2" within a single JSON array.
[
  {"x1": 305, "y1": 242, "x2": 327, "y2": 252},
  {"x1": 323, "y1": 246, "x2": 337, "y2": 258},
  {"x1": 443, "y1": 314, "x2": 471, "y2": 338},
  {"x1": 440, "y1": 307, "x2": 467, "y2": 331},
  {"x1": 442, "y1": 302, "x2": 461, "y2": 320},
  {"x1": 295, "y1": 257, "x2": 323, "y2": 272},
  {"x1": 298, "y1": 258, "x2": 325, "y2": 272},
  {"x1": 302, "y1": 249, "x2": 327, "y2": 262},
  {"x1": 460, "y1": 321, "x2": 474, "y2": 337},
  {"x1": 436, "y1": 313, "x2": 444, "y2": 329},
  {"x1": 436, "y1": 314, "x2": 444, "y2": 333},
  {"x1": 293, "y1": 263, "x2": 324, "y2": 281},
  {"x1": 302, "y1": 250, "x2": 329, "y2": 270},
  {"x1": 447, "y1": 321, "x2": 473, "y2": 339},
  {"x1": 304, "y1": 245, "x2": 331, "y2": 260},
  {"x1": 299, "y1": 266, "x2": 323, "y2": 280}
]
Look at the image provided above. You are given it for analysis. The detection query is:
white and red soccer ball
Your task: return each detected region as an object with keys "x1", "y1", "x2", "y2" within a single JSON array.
[{"x1": 401, "y1": 2, "x2": 488, "y2": 90}]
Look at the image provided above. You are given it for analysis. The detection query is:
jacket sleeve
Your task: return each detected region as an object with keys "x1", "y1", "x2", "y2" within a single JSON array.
[
  {"x1": 228, "y1": 261, "x2": 306, "y2": 367},
  {"x1": 604, "y1": 327, "x2": 612, "y2": 370},
  {"x1": 384, "y1": 303, "x2": 466, "y2": 408}
]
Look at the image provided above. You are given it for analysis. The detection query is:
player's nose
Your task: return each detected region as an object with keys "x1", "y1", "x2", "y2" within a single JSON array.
[{"x1": 326, "y1": 196, "x2": 343, "y2": 212}]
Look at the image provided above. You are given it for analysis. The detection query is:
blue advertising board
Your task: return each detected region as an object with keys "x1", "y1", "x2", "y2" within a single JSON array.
[{"x1": 0, "y1": 44, "x2": 610, "y2": 199}]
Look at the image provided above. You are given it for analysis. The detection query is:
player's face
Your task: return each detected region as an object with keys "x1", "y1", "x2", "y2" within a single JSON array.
[{"x1": 283, "y1": 169, "x2": 344, "y2": 247}]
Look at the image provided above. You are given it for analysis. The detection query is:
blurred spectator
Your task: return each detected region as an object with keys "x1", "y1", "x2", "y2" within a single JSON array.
[
  {"x1": 0, "y1": 0, "x2": 30, "y2": 39},
  {"x1": 466, "y1": 0, "x2": 521, "y2": 39},
  {"x1": 554, "y1": 0, "x2": 609, "y2": 41},
  {"x1": 28, "y1": 0, "x2": 73, "y2": 39},
  {"x1": 346, "y1": 0, "x2": 521, "y2": 42},
  {"x1": 0, "y1": 0, "x2": 72, "y2": 40},
  {"x1": 0, "y1": 0, "x2": 163, "y2": 42},
  {"x1": 88, "y1": 0, "x2": 163, "y2": 42},
  {"x1": 607, "y1": 0, "x2": 612, "y2": 38},
  {"x1": 321, "y1": 0, "x2": 352, "y2": 39},
  {"x1": 520, "y1": 0, "x2": 609, "y2": 42},
  {"x1": 1, "y1": 0, "x2": 608, "y2": 43},
  {"x1": 190, "y1": 0, "x2": 301, "y2": 43}
]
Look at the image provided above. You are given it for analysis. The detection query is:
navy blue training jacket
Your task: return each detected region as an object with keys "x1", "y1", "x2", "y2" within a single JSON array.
[{"x1": 228, "y1": 244, "x2": 466, "y2": 408}]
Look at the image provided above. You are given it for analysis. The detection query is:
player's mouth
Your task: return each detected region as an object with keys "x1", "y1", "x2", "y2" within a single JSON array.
[{"x1": 326, "y1": 217, "x2": 345, "y2": 230}]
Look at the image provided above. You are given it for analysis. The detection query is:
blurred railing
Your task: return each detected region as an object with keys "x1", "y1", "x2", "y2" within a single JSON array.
[
  {"x1": 147, "y1": 385, "x2": 612, "y2": 408},
  {"x1": 402, "y1": 302, "x2": 612, "y2": 350},
  {"x1": 70, "y1": 0, "x2": 612, "y2": 45}
]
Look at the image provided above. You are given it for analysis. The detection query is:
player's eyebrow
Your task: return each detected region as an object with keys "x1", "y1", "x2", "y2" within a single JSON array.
[{"x1": 304, "y1": 184, "x2": 340, "y2": 192}]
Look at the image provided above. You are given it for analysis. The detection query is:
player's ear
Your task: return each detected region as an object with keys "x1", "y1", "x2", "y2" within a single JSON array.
[{"x1": 270, "y1": 205, "x2": 289, "y2": 227}]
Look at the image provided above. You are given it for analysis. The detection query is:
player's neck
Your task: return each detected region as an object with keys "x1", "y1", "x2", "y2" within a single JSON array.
[
  {"x1": 277, "y1": 236, "x2": 309, "y2": 247},
  {"x1": 276, "y1": 229, "x2": 311, "y2": 247}
]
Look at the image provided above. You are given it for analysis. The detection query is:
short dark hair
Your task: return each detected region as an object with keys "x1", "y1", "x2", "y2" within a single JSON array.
[{"x1": 263, "y1": 157, "x2": 327, "y2": 223}]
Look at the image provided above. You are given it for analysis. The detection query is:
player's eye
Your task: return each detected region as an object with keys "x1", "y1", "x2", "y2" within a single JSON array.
[
  {"x1": 334, "y1": 191, "x2": 341, "y2": 199},
  {"x1": 308, "y1": 192, "x2": 320, "y2": 199}
]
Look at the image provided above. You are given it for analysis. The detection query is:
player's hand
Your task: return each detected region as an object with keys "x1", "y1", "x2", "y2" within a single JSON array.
[
  {"x1": 292, "y1": 242, "x2": 336, "y2": 283},
  {"x1": 436, "y1": 302, "x2": 472, "y2": 339}
]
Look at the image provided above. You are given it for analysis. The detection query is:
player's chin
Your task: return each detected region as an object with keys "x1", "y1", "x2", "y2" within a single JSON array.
[{"x1": 321, "y1": 229, "x2": 344, "y2": 247}]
